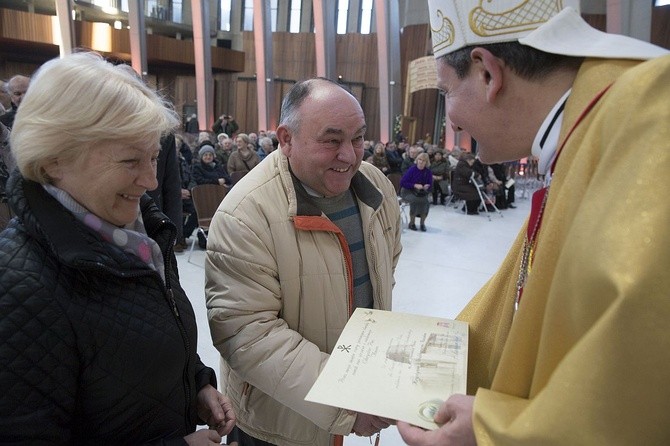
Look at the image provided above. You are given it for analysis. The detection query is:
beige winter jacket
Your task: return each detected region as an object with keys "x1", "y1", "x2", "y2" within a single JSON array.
[{"x1": 205, "y1": 150, "x2": 402, "y2": 446}]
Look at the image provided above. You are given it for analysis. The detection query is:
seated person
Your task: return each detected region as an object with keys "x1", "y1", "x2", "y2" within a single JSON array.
[
  {"x1": 192, "y1": 144, "x2": 231, "y2": 187},
  {"x1": 452, "y1": 153, "x2": 481, "y2": 215},
  {"x1": 227, "y1": 133, "x2": 260, "y2": 176},
  {"x1": 385, "y1": 142, "x2": 403, "y2": 173},
  {"x1": 490, "y1": 163, "x2": 516, "y2": 209},
  {"x1": 369, "y1": 142, "x2": 390, "y2": 174},
  {"x1": 191, "y1": 144, "x2": 230, "y2": 248},
  {"x1": 430, "y1": 150, "x2": 451, "y2": 205},
  {"x1": 400, "y1": 152, "x2": 434, "y2": 231}
]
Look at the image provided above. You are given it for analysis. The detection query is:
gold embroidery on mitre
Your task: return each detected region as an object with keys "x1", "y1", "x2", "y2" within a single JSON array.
[
  {"x1": 431, "y1": 9, "x2": 456, "y2": 53},
  {"x1": 469, "y1": 0, "x2": 564, "y2": 37}
]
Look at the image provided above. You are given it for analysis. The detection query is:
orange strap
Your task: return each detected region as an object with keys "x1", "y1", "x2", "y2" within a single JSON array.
[{"x1": 333, "y1": 434, "x2": 344, "y2": 446}]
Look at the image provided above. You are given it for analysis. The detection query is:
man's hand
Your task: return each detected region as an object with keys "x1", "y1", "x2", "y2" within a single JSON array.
[
  {"x1": 183, "y1": 429, "x2": 222, "y2": 445},
  {"x1": 352, "y1": 412, "x2": 395, "y2": 437},
  {"x1": 397, "y1": 394, "x2": 476, "y2": 446},
  {"x1": 196, "y1": 384, "x2": 236, "y2": 436}
]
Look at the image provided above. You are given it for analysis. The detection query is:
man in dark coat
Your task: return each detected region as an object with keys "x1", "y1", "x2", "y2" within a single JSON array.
[{"x1": 147, "y1": 133, "x2": 184, "y2": 250}]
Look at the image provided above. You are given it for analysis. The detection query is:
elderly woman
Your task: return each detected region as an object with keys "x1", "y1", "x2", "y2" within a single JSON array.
[
  {"x1": 430, "y1": 150, "x2": 451, "y2": 205},
  {"x1": 400, "y1": 152, "x2": 433, "y2": 231},
  {"x1": 227, "y1": 132, "x2": 260, "y2": 176},
  {"x1": 192, "y1": 143, "x2": 231, "y2": 187},
  {"x1": 369, "y1": 142, "x2": 390, "y2": 174},
  {"x1": 256, "y1": 135, "x2": 275, "y2": 160},
  {"x1": 453, "y1": 152, "x2": 482, "y2": 215},
  {"x1": 0, "y1": 52, "x2": 235, "y2": 443}
]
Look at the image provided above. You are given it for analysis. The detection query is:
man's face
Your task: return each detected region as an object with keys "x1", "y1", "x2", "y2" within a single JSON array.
[
  {"x1": 436, "y1": 55, "x2": 527, "y2": 164},
  {"x1": 280, "y1": 84, "x2": 366, "y2": 198},
  {"x1": 8, "y1": 77, "x2": 29, "y2": 108}
]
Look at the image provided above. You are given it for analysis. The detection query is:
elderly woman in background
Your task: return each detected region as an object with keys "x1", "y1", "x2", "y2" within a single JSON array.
[
  {"x1": 453, "y1": 152, "x2": 482, "y2": 215},
  {"x1": 400, "y1": 152, "x2": 433, "y2": 231},
  {"x1": 227, "y1": 132, "x2": 260, "y2": 175},
  {"x1": 369, "y1": 142, "x2": 390, "y2": 174},
  {"x1": 192, "y1": 143, "x2": 231, "y2": 187},
  {"x1": 0, "y1": 52, "x2": 235, "y2": 444},
  {"x1": 430, "y1": 150, "x2": 451, "y2": 205},
  {"x1": 256, "y1": 135, "x2": 275, "y2": 161}
]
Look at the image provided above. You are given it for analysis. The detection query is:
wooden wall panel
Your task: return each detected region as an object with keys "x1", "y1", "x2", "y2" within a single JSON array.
[
  {"x1": 336, "y1": 33, "x2": 380, "y2": 140},
  {"x1": 337, "y1": 33, "x2": 378, "y2": 86},
  {"x1": 0, "y1": 8, "x2": 55, "y2": 43},
  {"x1": 236, "y1": 79, "x2": 258, "y2": 134},
  {"x1": 273, "y1": 32, "x2": 316, "y2": 80},
  {"x1": 400, "y1": 23, "x2": 438, "y2": 145},
  {"x1": 652, "y1": 6, "x2": 670, "y2": 49}
]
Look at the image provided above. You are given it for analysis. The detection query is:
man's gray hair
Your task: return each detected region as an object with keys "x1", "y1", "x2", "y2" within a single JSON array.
[{"x1": 279, "y1": 77, "x2": 353, "y2": 133}]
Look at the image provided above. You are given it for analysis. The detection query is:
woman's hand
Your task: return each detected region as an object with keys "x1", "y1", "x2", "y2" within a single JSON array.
[
  {"x1": 196, "y1": 384, "x2": 236, "y2": 436},
  {"x1": 414, "y1": 183, "x2": 423, "y2": 190},
  {"x1": 422, "y1": 184, "x2": 430, "y2": 191}
]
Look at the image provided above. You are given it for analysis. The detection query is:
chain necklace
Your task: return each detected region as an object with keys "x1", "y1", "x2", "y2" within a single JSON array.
[
  {"x1": 513, "y1": 83, "x2": 613, "y2": 313},
  {"x1": 515, "y1": 185, "x2": 549, "y2": 311}
]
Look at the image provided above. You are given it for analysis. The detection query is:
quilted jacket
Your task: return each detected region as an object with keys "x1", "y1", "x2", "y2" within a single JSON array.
[{"x1": 0, "y1": 172, "x2": 216, "y2": 445}]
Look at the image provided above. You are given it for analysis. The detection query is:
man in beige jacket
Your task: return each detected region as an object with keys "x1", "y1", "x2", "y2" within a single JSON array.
[{"x1": 206, "y1": 78, "x2": 402, "y2": 446}]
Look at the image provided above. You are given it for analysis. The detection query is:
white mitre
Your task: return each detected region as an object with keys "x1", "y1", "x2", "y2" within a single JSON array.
[{"x1": 427, "y1": 0, "x2": 668, "y2": 60}]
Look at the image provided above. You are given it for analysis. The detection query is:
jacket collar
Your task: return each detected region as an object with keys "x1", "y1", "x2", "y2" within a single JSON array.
[
  {"x1": 287, "y1": 161, "x2": 384, "y2": 217},
  {"x1": 7, "y1": 171, "x2": 175, "y2": 272}
]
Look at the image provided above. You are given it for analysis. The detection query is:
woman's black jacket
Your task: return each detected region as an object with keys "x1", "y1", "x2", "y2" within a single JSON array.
[{"x1": 0, "y1": 172, "x2": 216, "y2": 445}]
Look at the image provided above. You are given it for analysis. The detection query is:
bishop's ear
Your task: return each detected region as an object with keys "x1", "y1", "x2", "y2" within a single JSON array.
[{"x1": 471, "y1": 47, "x2": 504, "y2": 103}]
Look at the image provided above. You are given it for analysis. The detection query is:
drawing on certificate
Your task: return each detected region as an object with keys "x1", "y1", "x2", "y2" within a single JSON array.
[{"x1": 305, "y1": 308, "x2": 468, "y2": 430}]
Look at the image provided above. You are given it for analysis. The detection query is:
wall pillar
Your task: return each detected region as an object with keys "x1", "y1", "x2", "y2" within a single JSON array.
[
  {"x1": 254, "y1": 0, "x2": 276, "y2": 131},
  {"x1": 128, "y1": 1, "x2": 147, "y2": 77},
  {"x1": 54, "y1": 0, "x2": 75, "y2": 57},
  {"x1": 606, "y1": 0, "x2": 652, "y2": 41},
  {"x1": 191, "y1": 0, "x2": 214, "y2": 132},
  {"x1": 313, "y1": 0, "x2": 337, "y2": 79}
]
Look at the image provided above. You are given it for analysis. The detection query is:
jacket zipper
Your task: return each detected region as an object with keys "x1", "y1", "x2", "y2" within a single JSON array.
[{"x1": 160, "y1": 219, "x2": 193, "y2": 430}]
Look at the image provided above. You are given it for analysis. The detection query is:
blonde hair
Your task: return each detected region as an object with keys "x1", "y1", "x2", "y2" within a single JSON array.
[
  {"x1": 11, "y1": 51, "x2": 179, "y2": 183},
  {"x1": 416, "y1": 152, "x2": 431, "y2": 167}
]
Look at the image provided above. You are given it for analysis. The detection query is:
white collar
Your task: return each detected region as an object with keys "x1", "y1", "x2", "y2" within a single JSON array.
[{"x1": 531, "y1": 89, "x2": 571, "y2": 185}]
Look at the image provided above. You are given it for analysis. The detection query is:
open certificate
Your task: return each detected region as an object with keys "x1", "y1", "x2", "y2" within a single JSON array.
[{"x1": 305, "y1": 308, "x2": 468, "y2": 430}]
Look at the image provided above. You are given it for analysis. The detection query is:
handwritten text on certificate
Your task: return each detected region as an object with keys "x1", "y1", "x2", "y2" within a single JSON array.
[{"x1": 305, "y1": 308, "x2": 468, "y2": 429}]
